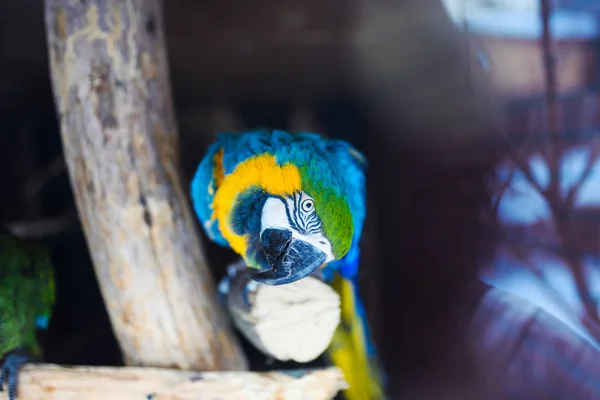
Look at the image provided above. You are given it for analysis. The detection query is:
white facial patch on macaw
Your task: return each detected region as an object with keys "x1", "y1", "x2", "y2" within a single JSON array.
[{"x1": 261, "y1": 192, "x2": 334, "y2": 263}]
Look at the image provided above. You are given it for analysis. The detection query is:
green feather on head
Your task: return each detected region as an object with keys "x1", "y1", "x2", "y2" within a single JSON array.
[{"x1": 299, "y1": 170, "x2": 354, "y2": 259}]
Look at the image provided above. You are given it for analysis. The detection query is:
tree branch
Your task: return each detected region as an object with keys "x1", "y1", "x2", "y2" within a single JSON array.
[
  {"x1": 224, "y1": 260, "x2": 341, "y2": 363},
  {"x1": 44, "y1": 0, "x2": 246, "y2": 370},
  {"x1": 20, "y1": 156, "x2": 67, "y2": 199},
  {"x1": 3, "y1": 213, "x2": 79, "y2": 239},
  {"x1": 10, "y1": 364, "x2": 346, "y2": 400},
  {"x1": 564, "y1": 140, "x2": 600, "y2": 209}
]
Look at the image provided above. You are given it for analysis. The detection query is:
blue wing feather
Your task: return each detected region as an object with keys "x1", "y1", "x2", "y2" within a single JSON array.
[
  {"x1": 320, "y1": 137, "x2": 367, "y2": 279},
  {"x1": 315, "y1": 138, "x2": 387, "y2": 399},
  {"x1": 190, "y1": 140, "x2": 229, "y2": 247}
]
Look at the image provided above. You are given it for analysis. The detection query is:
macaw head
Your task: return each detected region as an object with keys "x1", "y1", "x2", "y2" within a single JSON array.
[
  {"x1": 212, "y1": 151, "x2": 354, "y2": 286},
  {"x1": 250, "y1": 186, "x2": 353, "y2": 285}
]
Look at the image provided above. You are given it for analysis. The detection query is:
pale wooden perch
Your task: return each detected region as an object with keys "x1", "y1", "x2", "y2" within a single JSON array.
[
  {"x1": 1, "y1": 364, "x2": 346, "y2": 400},
  {"x1": 44, "y1": 0, "x2": 246, "y2": 370},
  {"x1": 224, "y1": 260, "x2": 341, "y2": 363}
]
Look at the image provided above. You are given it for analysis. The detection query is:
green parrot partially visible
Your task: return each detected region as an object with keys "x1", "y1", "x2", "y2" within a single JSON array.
[
  {"x1": 0, "y1": 231, "x2": 56, "y2": 400},
  {"x1": 191, "y1": 129, "x2": 387, "y2": 400}
]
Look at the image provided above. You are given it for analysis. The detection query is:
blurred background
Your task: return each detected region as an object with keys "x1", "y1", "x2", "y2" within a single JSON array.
[{"x1": 1, "y1": 0, "x2": 600, "y2": 398}]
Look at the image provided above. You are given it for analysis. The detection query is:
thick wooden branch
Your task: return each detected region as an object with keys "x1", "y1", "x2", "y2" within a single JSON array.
[
  {"x1": 3, "y1": 364, "x2": 346, "y2": 400},
  {"x1": 44, "y1": 0, "x2": 246, "y2": 370},
  {"x1": 224, "y1": 261, "x2": 341, "y2": 363}
]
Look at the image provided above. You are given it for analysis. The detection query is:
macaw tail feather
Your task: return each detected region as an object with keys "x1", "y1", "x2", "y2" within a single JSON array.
[{"x1": 327, "y1": 272, "x2": 387, "y2": 400}]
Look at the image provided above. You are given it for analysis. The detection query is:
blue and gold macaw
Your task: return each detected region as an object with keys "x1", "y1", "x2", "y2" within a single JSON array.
[{"x1": 190, "y1": 129, "x2": 386, "y2": 400}]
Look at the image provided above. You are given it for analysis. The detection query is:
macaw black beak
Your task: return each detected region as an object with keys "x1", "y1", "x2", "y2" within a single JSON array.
[{"x1": 246, "y1": 228, "x2": 327, "y2": 285}]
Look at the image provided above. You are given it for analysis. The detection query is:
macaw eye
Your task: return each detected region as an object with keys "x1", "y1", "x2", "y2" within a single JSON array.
[{"x1": 301, "y1": 199, "x2": 314, "y2": 213}]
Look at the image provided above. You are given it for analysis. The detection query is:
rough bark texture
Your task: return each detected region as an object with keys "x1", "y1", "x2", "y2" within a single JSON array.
[
  {"x1": 44, "y1": 0, "x2": 247, "y2": 370},
  {"x1": 226, "y1": 260, "x2": 341, "y2": 363},
  {"x1": 5, "y1": 364, "x2": 346, "y2": 400}
]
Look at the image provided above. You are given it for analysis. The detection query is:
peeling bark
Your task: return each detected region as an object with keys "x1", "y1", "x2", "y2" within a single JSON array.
[{"x1": 44, "y1": 0, "x2": 247, "y2": 370}]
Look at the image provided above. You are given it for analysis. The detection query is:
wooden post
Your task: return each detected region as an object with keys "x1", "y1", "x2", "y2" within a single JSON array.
[
  {"x1": 4, "y1": 364, "x2": 347, "y2": 400},
  {"x1": 44, "y1": 0, "x2": 247, "y2": 370},
  {"x1": 223, "y1": 259, "x2": 341, "y2": 363}
]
